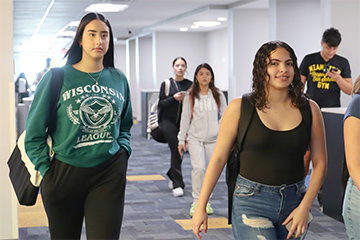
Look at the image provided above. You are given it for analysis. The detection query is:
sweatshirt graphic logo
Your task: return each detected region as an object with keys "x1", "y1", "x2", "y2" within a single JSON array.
[
  {"x1": 80, "y1": 96, "x2": 113, "y2": 132},
  {"x1": 63, "y1": 84, "x2": 124, "y2": 149}
]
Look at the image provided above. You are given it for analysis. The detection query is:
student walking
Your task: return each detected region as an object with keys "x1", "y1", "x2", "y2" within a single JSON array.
[
  {"x1": 192, "y1": 41, "x2": 327, "y2": 240},
  {"x1": 158, "y1": 57, "x2": 192, "y2": 197},
  {"x1": 177, "y1": 63, "x2": 227, "y2": 216},
  {"x1": 24, "y1": 12, "x2": 133, "y2": 239},
  {"x1": 300, "y1": 28, "x2": 352, "y2": 207},
  {"x1": 300, "y1": 27, "x2": 352, "y2": 108}
]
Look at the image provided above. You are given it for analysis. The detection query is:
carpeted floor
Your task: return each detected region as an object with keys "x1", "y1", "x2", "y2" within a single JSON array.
[{"x1": 18, "y1": 122, "x2": 348, "y2": 240}]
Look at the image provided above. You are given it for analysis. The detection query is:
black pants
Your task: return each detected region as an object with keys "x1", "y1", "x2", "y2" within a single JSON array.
[
  {"x1": 41, "y1": 149, "x2": 128, "y2": 239},
  {"x1": 161, "y1": 119, "x2": 185, "y2": 189}
]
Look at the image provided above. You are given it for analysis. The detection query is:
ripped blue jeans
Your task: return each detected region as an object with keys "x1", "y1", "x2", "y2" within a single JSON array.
[{"x1": 232, "y1": 175, "x2": 307, "y2": 240}]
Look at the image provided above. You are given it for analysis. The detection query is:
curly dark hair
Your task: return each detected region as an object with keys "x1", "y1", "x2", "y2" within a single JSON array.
[{"x1": 252, "y1": 40, "x2": 306, "y2": 110}]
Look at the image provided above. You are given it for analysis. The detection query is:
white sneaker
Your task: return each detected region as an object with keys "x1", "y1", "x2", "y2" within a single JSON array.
[
  {"x1": 172, "y1": 187, "x2": 184, "y2": 197},
  {"x1": 168, "y1": 181, "x2": 173, "y2": 189}
]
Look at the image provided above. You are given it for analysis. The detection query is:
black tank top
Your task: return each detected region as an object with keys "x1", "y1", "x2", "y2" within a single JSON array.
[{"x1": 239, "y1": 109, "x2": 309, "y2": 185}]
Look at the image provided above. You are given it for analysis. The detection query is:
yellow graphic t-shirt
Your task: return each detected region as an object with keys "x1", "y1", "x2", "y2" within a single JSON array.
[{"x1": 300, "y1": 52, "x2": 351, "y2": 108}]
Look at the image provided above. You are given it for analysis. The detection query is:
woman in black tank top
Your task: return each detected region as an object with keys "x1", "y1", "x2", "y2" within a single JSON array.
[{"x1": 192, "y1": 41, "x2": 327, "y2": 240}]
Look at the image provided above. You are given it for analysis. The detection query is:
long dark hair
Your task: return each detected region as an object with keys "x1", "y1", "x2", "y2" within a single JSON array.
[
  {"x1": 252, "y1": 40, "x2": 306, "y2": 110},
  {"x1": 65, "y1": 12, "x2": 114, "y2": 68},
  {"x1": 190, "y1": 63, "x2": 221, "y2": 108}
]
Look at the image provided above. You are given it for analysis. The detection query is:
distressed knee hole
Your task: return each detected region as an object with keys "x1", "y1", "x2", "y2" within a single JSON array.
[
  {"x1": 257, "y1": 235, "x2": 266, "y2": 240},
  {"x1": 242, "y1": 214, "x2": 273, "y2": 229}
]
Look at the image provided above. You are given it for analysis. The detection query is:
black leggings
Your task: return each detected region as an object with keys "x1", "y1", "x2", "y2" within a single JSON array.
[
  {"x1": 41, "y1": 149, "x2": 128, "y2": 239},
  {"x1": 161, "y1": 119, "x2": 185, "y2": 189}
]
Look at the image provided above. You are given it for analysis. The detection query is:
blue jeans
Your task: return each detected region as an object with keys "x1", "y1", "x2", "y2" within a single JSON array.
[
  {"x1": 342, "y1": 177, "x2": 360, "y2": 240},
  {"x1": 232, "y1": 175, "x2": 307, "y2": 240}
]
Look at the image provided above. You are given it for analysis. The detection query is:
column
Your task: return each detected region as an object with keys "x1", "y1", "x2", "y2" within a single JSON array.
[
  {"x1": 228, "y1": 7, "x2": 269, "y2": 99},
  {"x1": 0, "y1": 0, "x2": 19, "y2": 239}
]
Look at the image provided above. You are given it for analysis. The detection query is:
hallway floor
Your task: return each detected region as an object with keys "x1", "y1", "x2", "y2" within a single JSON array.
[{"x1": 18, "y1": 123, "x2": 348, "y2": 240}]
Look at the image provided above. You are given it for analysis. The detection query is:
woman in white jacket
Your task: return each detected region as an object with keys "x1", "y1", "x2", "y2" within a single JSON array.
[{"x1": 178, "y1": 63, "x2": 227, "y2": 216}]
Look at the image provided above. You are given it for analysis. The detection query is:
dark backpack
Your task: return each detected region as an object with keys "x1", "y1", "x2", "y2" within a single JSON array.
[{"x1": 147, "y1": 79, "x2": 171, "y2": 143}]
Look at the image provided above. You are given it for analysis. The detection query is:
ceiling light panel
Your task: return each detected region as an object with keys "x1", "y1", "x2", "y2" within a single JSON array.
[{"x1": 85, "y1": 4, "x2": 129, "y2": 12}]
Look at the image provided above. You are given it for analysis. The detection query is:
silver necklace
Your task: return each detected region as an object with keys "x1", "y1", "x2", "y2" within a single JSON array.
[{"x1": 86, "y1": 69, "x2": 103, "y2": 85}]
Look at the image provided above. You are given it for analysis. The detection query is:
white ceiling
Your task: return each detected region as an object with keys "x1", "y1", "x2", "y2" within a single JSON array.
[{"x1": 13, "y1": 0, "x2": 268, "y2": 54}]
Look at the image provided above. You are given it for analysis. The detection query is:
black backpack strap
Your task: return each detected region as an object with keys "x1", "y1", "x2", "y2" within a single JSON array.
[
  {"x1": 48, "y1": 67, "x2": 64, "y2": 133},
  {"x1": 226, "y1": 92, "x2": 255, "y2": 224},
  {"x1": 299, "y1": 99, "x2": 312, "y2": 140},
  {"x1": 237, "y1": 93, "x2": 255, "y2": 151}
]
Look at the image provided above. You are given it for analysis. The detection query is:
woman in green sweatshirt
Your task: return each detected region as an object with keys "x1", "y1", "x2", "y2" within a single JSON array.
[{"x1": 24, "y1": 12, "x2": 133, "y2": 239}]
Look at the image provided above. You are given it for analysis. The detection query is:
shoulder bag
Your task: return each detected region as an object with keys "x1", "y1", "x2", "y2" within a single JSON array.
[{"x1": 7, "y1": 67, "x2": 64, "y2": 206}]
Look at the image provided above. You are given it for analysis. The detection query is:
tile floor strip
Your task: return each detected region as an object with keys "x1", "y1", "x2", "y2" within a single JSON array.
[
  {"x1": 126, "y1": 174, "x2": 166, "y2": 181},
  {"x1": 175, "y1": 217, "x2": 232, "y2": 230}
]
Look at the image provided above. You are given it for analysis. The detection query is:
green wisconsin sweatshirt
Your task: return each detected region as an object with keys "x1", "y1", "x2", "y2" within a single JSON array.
[{"x1": 25, "y1": 65, "x2": 133, "y2": 177}]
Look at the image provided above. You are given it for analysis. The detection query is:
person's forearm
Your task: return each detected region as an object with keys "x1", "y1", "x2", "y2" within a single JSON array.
[
  {"x1": 335, "y1": 76, "x2": 352, "y2": 95},
  {"x1": 196, "y1": 158, "x2": 226, "y2": 209},
  {"x1": 299, "y1": 160, "x2": 327, "y2": 211}
]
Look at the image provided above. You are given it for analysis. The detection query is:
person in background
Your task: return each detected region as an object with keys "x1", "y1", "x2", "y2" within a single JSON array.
[
  {"x1": 192, "y1": 41, "x2": 327, "y2": 240},
  {"x1": 177, "y1": 63, "x2": 227, "y2": 216},
  {"x1": 25, "y1": 12, "x2": 132, "y2": 239},
  {"x1": 158, "y1": 57, "x2": 192, "y2": 197},
  {"x1": 300, "y1": 27, "x2": 352, "y2": 211},
  {"x1": 342, "y1": 75, "x2": 360, "y2": 240},
  {"x1": 34, "y1": 57, "x2": 52, "y2": 86},
  {"x1": 300, "y1": 27, "x2": 352, "y2": 107},
  {"x1": 15, "y1": 72, "x2": 29, "y2": 103}
]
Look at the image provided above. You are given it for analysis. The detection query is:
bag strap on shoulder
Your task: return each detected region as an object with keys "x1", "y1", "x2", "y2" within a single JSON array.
[
  {"x1": 227, "y1": 93, "x2": 255, "y2": 165},
  {"x1": 48, "y1": 67, "x2": 64, "y2": 133},
  {"x1": 235, "y1": 92, "x2": 255, "y2": 152},
  {"x1": 300, "y1": 100, "x2": 312, "y2": 140},
  {"x1": 164, "y1": 78, "x2": 171, "y2": 96}
]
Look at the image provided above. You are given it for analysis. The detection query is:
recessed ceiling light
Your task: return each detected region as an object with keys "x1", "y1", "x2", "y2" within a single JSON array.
[
  {"x1": 180, "y1": 28, "x2": 188, "y2": 32},
  {"x1": 217, "y1": 17, "x2": 227, "y2": 22},
  {"x1": 193, "y1": 21, "x2": 221, "y2": 27},
  {"x1": 85, "y1": 4, "x2": 129, "y2": 12},
  {"x1": 191, "y1": 25, "x2": 199, "y2": 29}
]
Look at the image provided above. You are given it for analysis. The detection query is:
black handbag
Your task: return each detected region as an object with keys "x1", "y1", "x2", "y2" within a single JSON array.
[
  {"x1": 7, "y1": 134, "x2": 39, "y2": 205},
  {"x1": 147, "y1": 79, "x2": 171, "y2": 143},
  {"x1": 7, "y1": 68, "x2": 64, "y2": 206}
]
